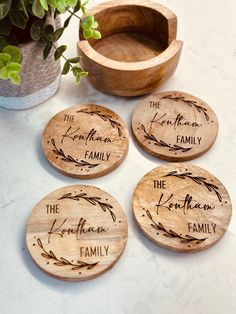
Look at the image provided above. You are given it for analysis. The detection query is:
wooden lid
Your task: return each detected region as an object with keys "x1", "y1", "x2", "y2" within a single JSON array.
[
  {"x1": 132, "y1": 91, "x2": 218, "y2": 161},
  {"x1": 133, "y1": 163, "x2": 232, "y2": 252},
  {"x1": 42, "y1": 104, "x2": 129, "y2": 178},
  {"x1": 26, "y1": 185, "x2": 128, "y2": 281}
]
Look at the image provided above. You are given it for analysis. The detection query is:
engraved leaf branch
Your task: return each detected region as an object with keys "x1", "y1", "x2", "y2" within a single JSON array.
[
  {"x1": 76, "y1": 109, "x2": 122, "y2": 136},
  {"x1": 141, "y1": 124, "x2": 192, "y2": 152},
  {"x1": 164, "y1": 171, "x2": 222, "y2": 202},
  {"x1": 146, "y1": 210, "x2": 207, "y2": 244},
  {"x1": 161, "y1": 95, "x2": 209, "y2": 121},
  {"x1": 58, "y1": 192, "x2": 116, "y2": 222},
  {"x1": 37, "y1": 238, "x2": 98, "y2": 270},
  {"x1": 51, "y1": 138, "x2": 99, "y2": 168}
]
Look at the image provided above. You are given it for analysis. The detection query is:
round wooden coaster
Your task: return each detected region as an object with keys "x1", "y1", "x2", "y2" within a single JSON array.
[
  {"x1": 132, "y1": 91, "x2": 218, "y2": 161},
  {"x1": 42, "y1": 104, "x2": 129, "y2": 178},
  {"x1": 26, "y1": 185, "x2": 128, "y2": 281},
  {"x1": 133, "y1": 163, "x2": 232, "y2": 252}
]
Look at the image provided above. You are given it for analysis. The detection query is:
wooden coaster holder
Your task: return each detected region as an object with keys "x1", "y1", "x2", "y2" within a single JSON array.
[{"x1": 78, "y1": 0, "x2": 183, "y2": 97}]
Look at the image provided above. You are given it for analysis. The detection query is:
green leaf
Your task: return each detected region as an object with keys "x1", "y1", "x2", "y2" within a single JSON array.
[
  {"x1": 39, "y1": 0, "x2": 48, "y2": 10},
  {"x1": 55, "y1": 0, "x2": 66, "y2": 13},
  {"x1": 19, "y1": 0, "x2": 29, "y2": 18},
  {"x1": 66, "y1": 0, "x2": 77, "y2": 6},
  {"x1": 75, "y1": 71, "x2": 87, "y2": 83},
  {"x1": 30, "y1": 20, "x2": 44, "y2": 41},
  {"x1": 9, "y1": 8, "x2": 27, "y2": 29},
  {"x1": 91, "y1": 21, "x2": 98, "y2": 29},
  {"x1": 44, "y1": 24, "x2": 54, "y2": 36},
  {"x1": 81, "y1": 21, "x2": 90, "y2": 31},
  {"x1": 78, "y1": 71, "x2": 87, "y2": 77},
  {"x1": 92, "y1": 30, "x2": 101, "y2": 39},
  {"x1": 71, "y1": 66, "x2": 88, "y2": 82},
  {"x1": 81, "y1": 0, "x2": 88, "y2": 14},
  {"x1": 73, "y1": 0, "x2": 81, "y2": 12},
  {"x1": 83, "y1": 28, "x2": 93, "y2": 39},
  {"x1": 0, "y1": 66, "x2": 9, "y2": 79},
  {"x1": 82, "y1": 0, "x2": 89, "y2": 6},
  {"x1": 0, "y1": 17, "x2": 10, "y2": 35},
  {"x1": 43, "y1": 42, "x2": 52, "y2": 59},
  {"x1": 51, "y1": 27, "x2": 64, "y2": 42},
  {"x1": 0, "y1": 0, "x2": 12, "y2": 20},
  {"x1": 5, "y1": 62, "x2": 22, "y2": 72},
  {"x1": 3, "y1": 46, "x2": 21, "y2": 63},
  {"x1": 63, "y1": 15, "x2": 72, "y2": 28},
  {"x1": 32, "y1": 0, "x2": 45, "y2": 18},
  {"x1": 61, "y1": 61, "x2": 70, "y2": 75},
  {"x1": 10, "y1": 72, "x2": 21, "y2": 85},
  {"x1": 54, "y1": 44, "x2": 67, "y2": 60},
  {"x1": 75, "y1": 76, "x2": 81, "y2": 83},
  {"x1": 0, "y1": 53, "x2": 11, "y2": 66},
  {"x1": 48, "y1": 0, "x2": 57, "y2": 6},
  {"x1": 71, "y1": 66, "x2": 82, "y2": 75},
  {"x1": 67, "y1": 56, "x2": 80, "y2": 63},
  {"x1": 82, "y1": 15, "x2": 94, "y2": 28},
  {"x1": 81, "y1": 16, "x2": 98, "y2": 31},
  {"x1": 0, "y1": 38, "x2": 7, "y2": 51}
]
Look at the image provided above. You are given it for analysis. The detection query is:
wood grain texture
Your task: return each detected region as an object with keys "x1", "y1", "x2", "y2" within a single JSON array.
[
  {"x1": 93, "y1": 33, "x2": 165, "y2": 62},
  {"x1": 133, "y1": 163, "x2": 232, "y2": 253},
  {"x1": 77, "y1": 0, "x2": 183, "y2": 97},
  {"x1": 42, "y1": 104, "x2": 129, "y2": 179},
  {"x1": 132, "y1": 91, "x2": 218, "y2": 161},
  {"x1": 26, "y1": 185, "x2": 128, "y2": 281}
]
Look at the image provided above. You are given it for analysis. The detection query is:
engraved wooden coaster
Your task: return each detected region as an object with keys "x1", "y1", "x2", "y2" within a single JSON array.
[
  {"x1": 42, "y1": 104, "x2": 129, "y2": 178},
  {"x1": 132, "y1": 91, "x2": 218, "y2": 161},
  {"x1": 133, "y1": 163, "x2": 232, "y2": 252},
  {"x1": 26, "y1": 185, "x2": 128, "y2": 281}
]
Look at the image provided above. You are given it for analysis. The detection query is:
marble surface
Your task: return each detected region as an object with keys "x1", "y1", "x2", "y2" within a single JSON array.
[{"x1": 0, "y1": 0, "x2": 236, "y2": 313}]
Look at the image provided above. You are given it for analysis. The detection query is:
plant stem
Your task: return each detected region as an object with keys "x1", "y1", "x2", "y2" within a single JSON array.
[
  {"x1": 40, "y1": 31, "x2": 69, "y2": 64},
  {"x1": 68, "y1": 9, "x2": 82, "y2": 20}
]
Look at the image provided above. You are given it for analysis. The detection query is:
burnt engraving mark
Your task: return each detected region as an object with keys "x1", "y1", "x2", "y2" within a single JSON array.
[
  {"x1": 51, "y1": 138, "x2": 99, "y2": 168},
  {"x1": 161, "y1": 95, "x2": 209, "y2": 121},
  {"x1": 164, "y1": 171, "x2": 222, "y2": 202},
  {"x1": 58, "y1": 192, "x2": 116, "y2": 222},
  {"x1": 141, "y1": 124, "x2": 192, "y2": 153},
  {"x1": 76, "y1": 109, "x2": 123, "y2": 137},
  {"x1": 37, "y1": 238, "x2": 98, "y2": 270},
  {"x1": 146, "y1": 210, "x2": 207, "y2": 244}
]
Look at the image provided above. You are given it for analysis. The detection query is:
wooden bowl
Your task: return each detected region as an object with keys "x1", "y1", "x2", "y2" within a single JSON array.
[{"x1": 78, "y1": 0, "x2": 183, "y2": 97}]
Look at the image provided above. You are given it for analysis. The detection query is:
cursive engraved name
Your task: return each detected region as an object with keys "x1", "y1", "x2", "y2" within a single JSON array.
[
  {"x1": 61, "y1": 126, "x2": 115, "y2": 145},
  {"x1": 156, "y1": 193, "x2": 215, "y2": 215},
  {"x1": 150, "y1": 112, "x2": 202, "y2": 130},
  {"x1": 48, "y1": 218, "x2": 109, "y2": 243}
]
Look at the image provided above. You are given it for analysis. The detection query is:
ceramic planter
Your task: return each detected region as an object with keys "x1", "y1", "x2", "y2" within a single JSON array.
[{"x1": 0, "y1": 17, "x2": 61, "y2": 110}]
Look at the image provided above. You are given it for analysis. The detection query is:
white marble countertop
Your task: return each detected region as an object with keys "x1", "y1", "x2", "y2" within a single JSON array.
[{"x1": 0, "y1": 0, "x2": 236, "y2": 313}]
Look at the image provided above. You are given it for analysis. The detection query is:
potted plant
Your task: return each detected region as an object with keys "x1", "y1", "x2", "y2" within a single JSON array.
[{"x1": 0, "y1": 0, "x2": 100, "y2": 109}]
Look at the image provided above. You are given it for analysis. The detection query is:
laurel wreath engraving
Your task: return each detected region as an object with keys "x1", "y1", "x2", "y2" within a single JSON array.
[
  {"x1": 76, "y1": 109, "x2": 122, "y2": 137},
  {"x1": 37, "y1": 238, "x2": 98, "y2": 270},
  {"x1": 59, "y1": 192, "x2": 116, "y2": 222},
  {"x1": 161, "y1": 95, "x2": 210, "y2": 122},
  {"x1": 146, "y1": 210, "x2": 207, "y2": 244},
  {"x1": 51, "y1": 138, "x2": 99, "y2": 168},
  {"x1": 164, "y1": 170, "x2": 222, "y2": 202},
  {"x1": 141, "y1": 124, "x2": 192, "y2": 152}
]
